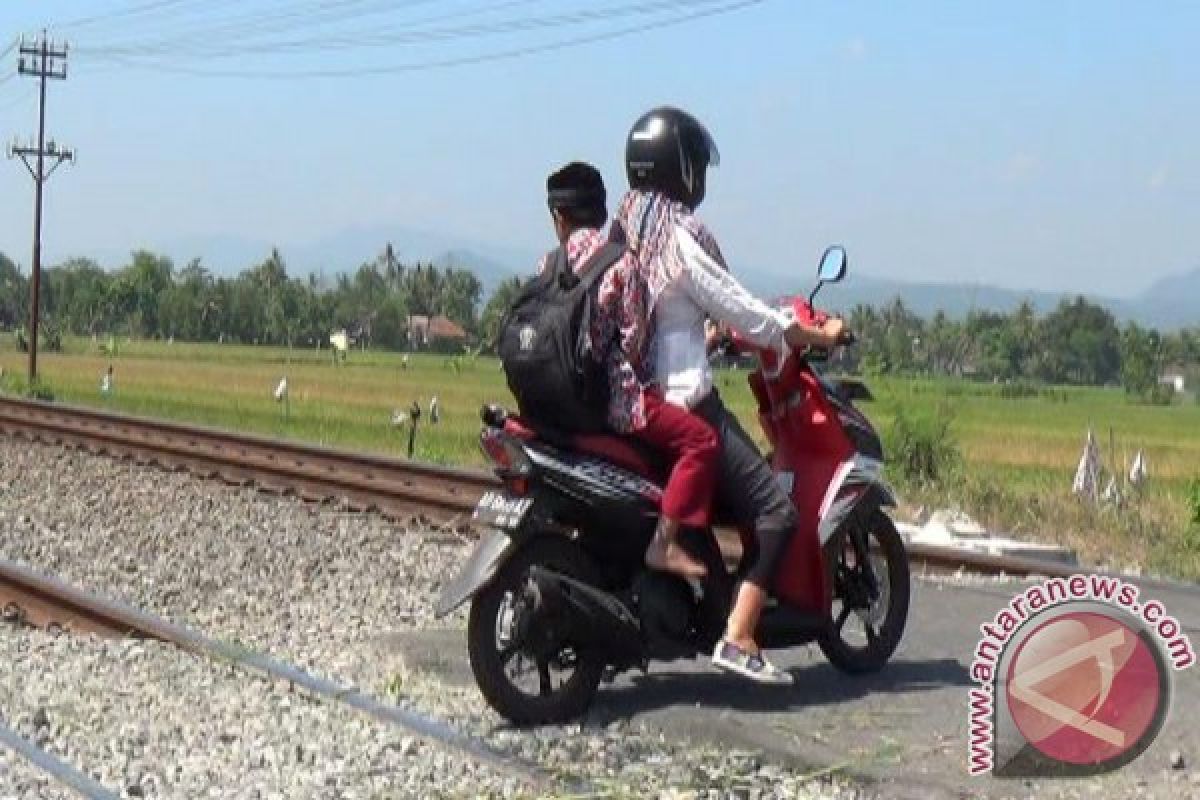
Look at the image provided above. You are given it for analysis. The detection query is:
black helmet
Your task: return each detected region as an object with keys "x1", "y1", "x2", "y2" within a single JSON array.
[{"x1": 625, "y1": 107, "x2": 720, "y2": 209}]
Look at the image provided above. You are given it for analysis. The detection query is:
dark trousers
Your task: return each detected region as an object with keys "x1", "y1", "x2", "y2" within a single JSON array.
[{"x1": 693, "y1": 390, "x2": 797, "y2": 586}]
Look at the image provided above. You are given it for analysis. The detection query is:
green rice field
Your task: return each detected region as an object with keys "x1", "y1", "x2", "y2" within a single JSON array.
[{"x1": 2, "y1": 335, "x2": 1198, "y2": 578}]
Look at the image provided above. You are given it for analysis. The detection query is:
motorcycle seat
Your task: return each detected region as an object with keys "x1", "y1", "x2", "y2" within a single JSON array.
[{"x1": 501, "y1": 414, "x2": 667, "y2": 483}]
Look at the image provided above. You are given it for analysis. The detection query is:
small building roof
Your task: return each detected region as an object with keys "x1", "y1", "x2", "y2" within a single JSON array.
[{"x1": 408, "y1": 314, "x2": 467, "y2": 340}]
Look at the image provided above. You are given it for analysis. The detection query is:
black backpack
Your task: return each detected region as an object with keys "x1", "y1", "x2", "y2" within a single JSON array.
[{"x1": 497, "y1": 241, "x2": 626, "y2": 434}]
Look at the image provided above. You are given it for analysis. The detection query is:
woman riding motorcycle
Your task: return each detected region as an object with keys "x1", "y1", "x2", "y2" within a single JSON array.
[{"x1": 612, "y1": 107, "x2": 845, "y2": 684}]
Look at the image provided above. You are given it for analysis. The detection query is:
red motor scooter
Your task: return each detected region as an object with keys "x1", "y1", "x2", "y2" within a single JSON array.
[{"x1": 436, "y1": 246, "x2": 910, "y2": 725}]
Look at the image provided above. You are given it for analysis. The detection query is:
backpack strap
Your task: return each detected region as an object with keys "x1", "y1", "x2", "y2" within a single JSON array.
[
  {"x1": 549, "y1": 245, "x2": 571, "y2": 286},
  {"x1": 574, "y1": 240, "x2": 630, "y2": 366},
  {"x1": 575, "y1": 240, "x2": 627, "y2": 292},
  {"x1": 555, "y1": 239, "x2": 625, "y2": 292}
]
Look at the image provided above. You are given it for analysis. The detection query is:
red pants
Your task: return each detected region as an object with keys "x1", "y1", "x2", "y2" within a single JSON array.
[{"x1": 634, "y1": 392, "x2": 719, "y2": 528}]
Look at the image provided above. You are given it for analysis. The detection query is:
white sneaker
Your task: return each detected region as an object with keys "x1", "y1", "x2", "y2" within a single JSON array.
[{"x1": 711, "y1": 639, "x2": 794, "y2": 685}]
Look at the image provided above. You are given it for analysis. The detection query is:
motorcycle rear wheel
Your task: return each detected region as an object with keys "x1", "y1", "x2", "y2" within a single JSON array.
[
  {"x1": 467, "y1": 535, "x2": 606, "y2": 725},
  {"x1": 818, "y1": 510, "x2": 910, "y2": 673}
]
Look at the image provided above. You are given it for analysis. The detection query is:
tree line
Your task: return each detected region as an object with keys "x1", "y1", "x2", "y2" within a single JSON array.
[
  {"x1": 0, "y1": 248, "x2": 482, "y2": 352},
  {"x1": 835, "y1": 296, "x2": 1198, "y2": 398},
  {"x1": 1, "y1": 249, "x2": 1196, "y2": 396}
]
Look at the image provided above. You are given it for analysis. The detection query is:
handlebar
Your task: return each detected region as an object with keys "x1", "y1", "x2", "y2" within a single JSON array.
[
  {"x1": 798, "y1": 325, "x2": 856, "y2": 364},
  {"x1": 715, "y1": 296, "x2": 857, "y2": 368},
  {"x1": 718, "y1": 326, "x2": 856, "y2": 360}
]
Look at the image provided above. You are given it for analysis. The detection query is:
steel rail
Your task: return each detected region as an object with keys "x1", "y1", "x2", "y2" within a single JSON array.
[
  {"x1": 0, "y1": 396, "x2": 496, "y2": 519},
  {"x1": 0, "y1": 715, "x2": 120, "y2": 800},
  {"x1": 904, "y1": 540, "x2": 1078, "y2": 579}
]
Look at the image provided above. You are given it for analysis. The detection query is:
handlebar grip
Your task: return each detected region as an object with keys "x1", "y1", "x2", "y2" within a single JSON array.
[
  {"x1": 837, "y1": 329, "x2": 857, "y2": 346},
  {"x1": 805, "y1": 346, "x2": 830, "y2": 363},
  {"x1": 709, "y1": 333, "x2": 735, "y2": 359}
]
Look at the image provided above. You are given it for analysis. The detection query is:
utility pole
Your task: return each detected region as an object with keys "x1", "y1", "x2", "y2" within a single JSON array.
[{"x1": 9, "y1": 31, "x2": 72, "y2": 382}]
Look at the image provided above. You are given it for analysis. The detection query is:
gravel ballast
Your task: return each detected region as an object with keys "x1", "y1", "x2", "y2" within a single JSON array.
[
  {"x1": 0, "y1": 436, "x2": 872, "y2": 799},
  {"x1": 0, "y1": 630, "x2": 528, "y2": 799}
]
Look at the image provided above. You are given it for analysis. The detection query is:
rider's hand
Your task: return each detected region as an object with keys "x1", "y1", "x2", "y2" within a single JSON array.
[
  {"x1": 705, "y1": 320, "x2": 727, "y2": 353},
  {"x1": 821, "y1": 317, "x2": 846, "y2": 348},
  {"x1": 784, "y1": 317, "x2": 847, "y2": 351}
]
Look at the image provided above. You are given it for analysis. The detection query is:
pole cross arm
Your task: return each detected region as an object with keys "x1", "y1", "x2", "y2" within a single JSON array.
[{"x1": 45, "y1": 150, "x2": 74, "y2": 178}]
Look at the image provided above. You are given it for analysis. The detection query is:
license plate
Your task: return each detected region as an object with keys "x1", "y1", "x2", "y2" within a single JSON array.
[{"x1": 472, "y1": 491, "x2": 533, "y2": 530}]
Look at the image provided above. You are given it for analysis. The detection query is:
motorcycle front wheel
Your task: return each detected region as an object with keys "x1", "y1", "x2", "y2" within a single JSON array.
[
  {"x1": 467, "y1": 535, "x2": 606, "y2": 725},
  {"x1": 818, "y1": 510, "x2": 910, "y2": 673}
]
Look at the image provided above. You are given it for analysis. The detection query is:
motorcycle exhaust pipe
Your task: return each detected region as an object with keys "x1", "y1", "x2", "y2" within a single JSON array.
[{"x1": 527, "y1": 566, "x2": 642, "y2": 661}]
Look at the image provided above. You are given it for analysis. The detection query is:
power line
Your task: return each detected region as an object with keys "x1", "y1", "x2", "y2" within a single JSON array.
[
  {"x1": 62, "y1": 0, "x2": 443, "y2": 41},
  {"x1": 81, "y1": 0, "x2": 728, "y2": 58},
  {"x1": 82, "y1": 0, "x2": 551, "y2": 54},
  {"x1": 50, "y1": 0, "x2": 212, "y2": 31},
  {"x1": 78, "y1": 0, "x2": 727, "y2": 59},
  {"x1": 78, "y1": 0, "x2": 764, "y2": 78},
  {"x1": 73, "y1": 0, "x2": 544, "y2": 54}
]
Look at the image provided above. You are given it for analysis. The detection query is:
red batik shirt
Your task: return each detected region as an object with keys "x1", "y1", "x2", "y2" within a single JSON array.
[{"x1": 537, "y1": 227, "x2": 649, "y2": 433}]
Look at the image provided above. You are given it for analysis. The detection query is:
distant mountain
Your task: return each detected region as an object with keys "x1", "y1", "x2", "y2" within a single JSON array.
[
  {"x1": 752, "y1": 272, "x2": 1126, "y2": 319},
  {"x1": 746, "y1": 268, "x2": 1198, "y2": 330},
  {"x1": 1133, "y1": 267, "x2": 1200, "y2": 329},
  {"x1": 431, "y1": 248, "x2": 529, "y2": 292}
]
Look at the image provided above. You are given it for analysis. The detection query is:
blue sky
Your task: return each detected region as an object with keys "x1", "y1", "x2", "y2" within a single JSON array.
[{"x1": 0, "y1": 1, "x2": 1195, "y2": 296}]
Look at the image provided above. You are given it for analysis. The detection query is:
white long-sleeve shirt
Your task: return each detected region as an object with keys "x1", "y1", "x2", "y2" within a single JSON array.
[{"x1": 653, "y1": 224, "x2": 790, "y2": 409}]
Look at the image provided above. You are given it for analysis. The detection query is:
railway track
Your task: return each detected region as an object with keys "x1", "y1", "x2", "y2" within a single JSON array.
[
  {"x1": 0, "y1": 555, "x2": 552, "y2": 797},
  {"x1": 0, "y1": 395, "x2": 1086, "y2": 579},
  {"x1": 0, "y1": 396, "x2": 1110, "y2": 798},
  {"x1": 0, "y1": 395, "x2": 496, "y2": 521},
  {"x1": 0, "y1": 395, "x2": 1082, "y2": 583}
]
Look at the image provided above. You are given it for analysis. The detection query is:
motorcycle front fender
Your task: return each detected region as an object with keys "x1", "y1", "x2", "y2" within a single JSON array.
[
  {"x1": 817, "y1": 455, "x2": 896, "y2": 545},
  {"x1": 433, "y1": 529, "x2": 513, "y2": 618}
]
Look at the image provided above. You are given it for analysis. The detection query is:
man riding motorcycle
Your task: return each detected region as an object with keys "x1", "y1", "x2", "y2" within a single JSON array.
[{"x1": 539, "y1": 161, "x2": 721, "y2": 582}]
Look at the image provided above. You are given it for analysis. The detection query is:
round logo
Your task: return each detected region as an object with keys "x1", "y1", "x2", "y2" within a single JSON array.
[{"x1": 1004, "y1": 609, "x2": 1169, "y2": 771}]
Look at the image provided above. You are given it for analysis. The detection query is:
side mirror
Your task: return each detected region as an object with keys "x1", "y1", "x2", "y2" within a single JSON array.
[
  {"x1": 809, "y1": 245, "x2": 848, "y2": 304},
  {"x1": 817, "y1": 245, "x2": 847, "y2": 283}
]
